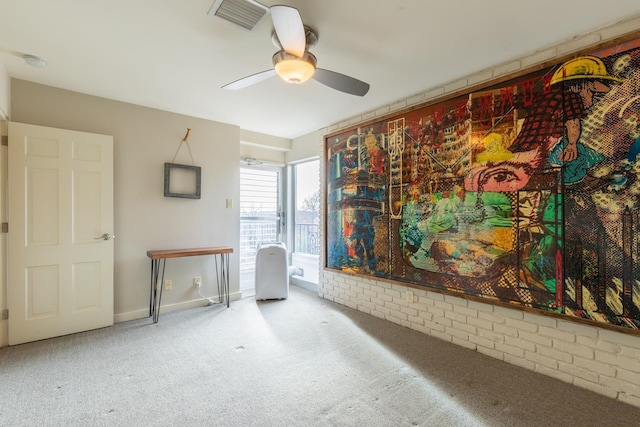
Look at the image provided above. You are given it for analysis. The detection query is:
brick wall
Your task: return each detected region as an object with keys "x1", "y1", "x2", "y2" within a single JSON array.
[{"x1": 316, "y1": 15, "x2": 640, "y2": 408}]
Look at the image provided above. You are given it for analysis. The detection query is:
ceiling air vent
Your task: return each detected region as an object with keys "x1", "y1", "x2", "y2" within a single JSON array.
[{"x1": 208, "y1": 0, "x2": 270, "y2": 32}]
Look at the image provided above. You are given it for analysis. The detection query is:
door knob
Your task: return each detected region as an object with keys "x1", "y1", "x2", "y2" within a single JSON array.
[{"x1": 95, "y1": 233, "x2": 115, "y2": 240}]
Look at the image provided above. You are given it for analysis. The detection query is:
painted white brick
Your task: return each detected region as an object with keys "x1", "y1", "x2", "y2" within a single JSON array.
[
  {"x1": 434, "y1": 300, "x2": 453, "y2": 312},
  {"x1": 385, "y1": 288, "x2": 402, "y2": 299},
  {"x1": 493, "y1": 306, "x2": 524, "y2": 320},
  {"x1": 444, "y1": 78, "x2": 468, "y2": 94},
  {"x1": 538, "y1": 326, "x2": 576, "y2": 343},
  {"x1": 477, "y1": 346, "x2": 504, "y2": 361},
  {"x1": 445, "y1": 311, "x2": 467, "y2": 324},
  {"x1": 595, "y1": 350, "x2": 640, "y2": 373},
  {"x1": 389, "y1": 100, "x2": 407, "y2": 113},
  {"x1": 478, "y1": 329, "x2": 505, "y2": 344},
  {"x1": 505, "y1": 318, "x2": 538, "y2": 333},
  {"x1": 573, "y1": 356, "x2": 617, "y2": 377},
  {"x1": 467, "y1": 300, "x2": 495, "y2": 313},
  {"x1": 406, "y1": 93, "x2": 426, "y2": 107},
  {"x1": 523, "y1": 312, "x2": 557, "y2": 328},
  {"x1": 467, "y1": 316, "x2": 493, "y2": 331},
  {"x1": 615, "y1": 368, "x2": 640, "y2": 395},
  {"x1": 494, "y1": 324, "x2": 519, "y2": 338},
  {"x1": 535, "y1": 365, "x2": 573, "y2": 384},
  {"x1": 418, "y1": 310, "x2": 433, "y2": 322},
  {"x1": 401, "y1": 306, "x2": 418, "y2": 317},
  {"x1": 495, "y1": 342, "x2": 524, "y2": 358},
  {"x1": 557, "y1": 34, "x2": 602, "y2": 56},
  {"x1": 423, "y1": 87, "x2": 445, "y2": 102},
  {"x1": 452, "y1": 337, "x2": 476, "y2": 350},
  {"x1": 360, "y1": 110, "x2": 376, "y2": 122},
  {"x1": 446, "y1": 327, "x2": 470, "y2": 342},
  {"x1": 417, "y1": 295, "x2": 435, "y2": 306},
  {"x1": 358, "y1": 306, "x2": 371, "y2": 315},
  {"x1": 601, "y1": 15, "x2": 640, "y2": 41},
  {"x1": 505, "y1": 336, "x2": 536, "y2": 352},
  {"x1": 371, "y1": 310, "x2": 386, "y2": 320},
  {"x1": 618, "y1": 392, "x2": 640, "y2": 408},
  {"x1": 451, "y1": 320, "x2": 476, "y2": 335},
  {"x1": 557, "y1": 320, "x2": 598, "y2": 339},
  {"x1": 374, "y1": 105, "x2": 390, "y2": 117},
  {"x1": 408, "y1": 315, "x2": 424, "y2": 326},
  {"x1": 386, "y1": 301, "x2": 400, "y2": 312},
  {"x1": 599, "y1": 329, "x2": 640, "y2": 349},
  {"x1": 525, "y1": 350, "x2": 559, "y2": 370},
  {"x1": 494, "y1": 60, "x2": 521, "y2": 78},
  {"x1": 470, "y1": 334, "x2": 497, "y2": 350},
  {"x1": 478, "y1": 312, "x2": 506, "y2": 324},
  {"x1": 620, "y1": 345, "x2": 640, "y2": 359},
  {"x1": 573, "y1": 378, "x2": 618, "y2": 400},
  {"x1": 504, "y1": 354, "x2": 535, "y2": 371},
  {"x1": 536, "y1": 345, "x2": 573, "y2": 363},
  {"x1": 521, "y1": 48, "x2": 557, "y2": 69},
  {"x1": 426, "y1": 291, "x2": 445, "y2": 302},
  {"x1": 467, "y1": 69, "x2": 494, "y2": 87},
  {"x1": 558, "y1": 362, "x2": 599, "y2": 383},
  {"x1": 553, "y1": 340, "x2": 594, "y2": 360},
  {"x1": 444, "y1": 295, "x2": 467, "y2": 306},
  {"x1": 386, "y1": 315, "x2": 403, "y2": 326},
  {"x1": 424, "y1": 320, "x2": 446, "y2": 333},
  {"x1": 576, "y1": 335, "x2": 619, "y2": 354},
  {"x1": 431, "y1": 330, "x2": 453, "y2": 343},
  {"x1": 518, "y1": 330, "x2": 553, "y2": 347},
  {"x1": 453, "y1": 305, "x2": 477, "y2": 318},
  {"x1": 432, "y1": 316, "x2": 453, "y2": 328},
  {"x1": 429, "y1": 306, "x2": 445, "y2": 318}
]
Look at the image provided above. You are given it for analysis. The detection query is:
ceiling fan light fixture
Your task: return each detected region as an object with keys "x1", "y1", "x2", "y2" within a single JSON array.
[{"x1": 272, "y1": 51, "x2": 316, "y2": 84}]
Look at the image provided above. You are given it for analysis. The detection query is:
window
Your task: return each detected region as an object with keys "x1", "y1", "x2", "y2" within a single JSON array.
[{"x1": 291, "y1": 159, "x2": 319, "y2": 285}]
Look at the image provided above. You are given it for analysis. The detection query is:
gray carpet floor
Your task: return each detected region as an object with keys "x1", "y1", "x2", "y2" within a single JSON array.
[{"x1": 1, "y1": 285, "x2": 639, "y2": 427}]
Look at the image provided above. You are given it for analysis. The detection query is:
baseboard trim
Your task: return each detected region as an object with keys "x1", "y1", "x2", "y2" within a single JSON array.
[{"x1": 113, "y1": 291, "x2": 243, "y2": 323}]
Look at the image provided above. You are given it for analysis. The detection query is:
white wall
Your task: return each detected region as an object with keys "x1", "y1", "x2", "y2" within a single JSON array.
[
  {"x1": 303, "y1": 16, "x2": 640, "y2": 408},
  {"x1": 10, "y1": 80, "x2": 241, "y2": 324}
]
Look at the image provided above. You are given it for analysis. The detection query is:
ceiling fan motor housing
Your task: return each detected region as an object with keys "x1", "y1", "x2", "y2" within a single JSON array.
[{"x1": 272, "y1": 50, "x2": 317, "y2": 84}]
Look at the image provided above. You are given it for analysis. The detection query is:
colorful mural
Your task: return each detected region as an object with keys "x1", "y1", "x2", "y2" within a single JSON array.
[{"x1": 325, "y1": 35, "x2": 640, "y2": 330}]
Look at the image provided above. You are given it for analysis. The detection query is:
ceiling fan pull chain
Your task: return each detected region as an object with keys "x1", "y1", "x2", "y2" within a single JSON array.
[{"x1": 170, "y1": 128, "x2": 196, "y2": 166}]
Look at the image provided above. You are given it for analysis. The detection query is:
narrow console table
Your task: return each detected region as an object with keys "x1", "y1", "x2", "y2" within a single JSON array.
[{"x1": 147, "y1": 246, "x2": 233, "y2": 323}]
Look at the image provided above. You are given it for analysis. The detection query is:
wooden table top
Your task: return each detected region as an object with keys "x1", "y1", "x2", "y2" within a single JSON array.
[{"x1": 147, "y1": 246, "x2": 233, "y2": 259}]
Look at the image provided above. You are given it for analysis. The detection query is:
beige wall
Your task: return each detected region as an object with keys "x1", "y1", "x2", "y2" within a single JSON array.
[
  {"x1": 10, "y1": 79, "x2": 241, "y2": 324},
  {"x1": 0, "y1": 59, "x2": 9, "y2": 346},
  {"x1": 307, "y1": 16, "x2": 640, "y2": 408},
  {"x1": 0, "y1": 60, "x2": 9, "y2": 119}
]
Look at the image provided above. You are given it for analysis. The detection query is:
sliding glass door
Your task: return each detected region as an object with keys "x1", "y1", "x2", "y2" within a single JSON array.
[{"x1": 239, "y1": 166, "x2": 283, "y2": 294}]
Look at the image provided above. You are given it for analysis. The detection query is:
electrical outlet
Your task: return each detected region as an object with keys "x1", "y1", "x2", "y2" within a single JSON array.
[
  {"x1": 164, "y1": 279, "x2": 173, "y2": 290},
  {"x1": 406, "y1": 290, "x2": 414, "y2": 303},
  {"x1": 193, "y1": 277, "x2": 202, "y2": 289}
]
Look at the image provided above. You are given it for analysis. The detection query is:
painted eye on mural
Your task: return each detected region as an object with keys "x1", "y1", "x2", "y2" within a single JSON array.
[{"x1": 464, "y1": 162, "x2": 533, "y2": 192}]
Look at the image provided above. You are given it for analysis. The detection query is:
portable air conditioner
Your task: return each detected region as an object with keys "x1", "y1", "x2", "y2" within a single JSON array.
[{"x1": 254, "y1": 242, "x2": 289, "y2": 300}]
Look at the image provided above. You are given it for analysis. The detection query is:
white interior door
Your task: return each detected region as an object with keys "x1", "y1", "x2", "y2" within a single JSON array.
[{"x1": 8, "y1": 122, "x2": 114, "y2": 345}]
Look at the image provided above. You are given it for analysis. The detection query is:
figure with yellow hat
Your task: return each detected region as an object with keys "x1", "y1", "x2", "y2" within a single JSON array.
[{"x1": 510, "y1": 55, "x2": 622, "y2": 183}]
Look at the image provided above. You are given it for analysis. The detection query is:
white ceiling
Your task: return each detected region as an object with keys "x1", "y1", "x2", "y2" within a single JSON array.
[{"x1": 2, "y1": 0, "x2": 640, "y2": 139}]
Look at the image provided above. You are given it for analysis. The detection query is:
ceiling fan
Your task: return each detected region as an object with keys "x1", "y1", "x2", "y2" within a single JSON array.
[{"x1": 222, "y1": 5, "x2": 370, "y2": 96}]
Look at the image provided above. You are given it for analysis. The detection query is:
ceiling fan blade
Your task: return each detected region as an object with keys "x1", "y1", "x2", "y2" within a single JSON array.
[
  {"x1": 270, "y1": 5, "x2": 305, "y2": 57},
  {"x1": 313, "y1": 68, "x2": 370, "y2": 96},
  {"x1": 222, "y1": 69, "x2": 276, "y2": 90}
]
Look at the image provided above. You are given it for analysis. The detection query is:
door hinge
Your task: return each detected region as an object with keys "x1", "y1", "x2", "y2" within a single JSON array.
[
  {"x1": 1, "y1": 223, "x2": 7, "y2": 233},
  {"x1": 1, "y1": 135, "x2": 7, "y2": 146},
  {"x1": 1, "y1": 309, "x2": 7, "y2": 320}
]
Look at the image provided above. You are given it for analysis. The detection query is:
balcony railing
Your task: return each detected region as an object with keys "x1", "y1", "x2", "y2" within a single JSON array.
[{"x1": 295, "y1": 223, "x2": 319, "y2": 255}]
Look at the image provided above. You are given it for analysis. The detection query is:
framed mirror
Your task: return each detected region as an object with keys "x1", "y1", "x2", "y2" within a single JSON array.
[{"x1": 164, "y1": 162, "x2": 201, "y2": 199}]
